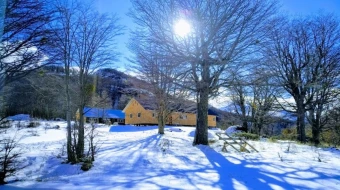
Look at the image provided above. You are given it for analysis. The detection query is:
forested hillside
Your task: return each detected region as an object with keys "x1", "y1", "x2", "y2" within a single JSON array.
[
  {"x1": 3, "y1": 65, "x2": 297, "y2": 137},
  {"x1": 3, "y1": 66, "x2": 148, "y2": 118}
]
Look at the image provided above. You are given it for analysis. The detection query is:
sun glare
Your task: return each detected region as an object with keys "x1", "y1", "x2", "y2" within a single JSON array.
[{"x1": 174, "y1": 19, "x2": 191, "y2": 37}]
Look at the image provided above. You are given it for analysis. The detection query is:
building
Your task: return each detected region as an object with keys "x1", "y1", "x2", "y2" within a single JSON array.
[
  {"x1": 80, "y1": 107, "x2": 125, "y2": 124},
  {"x1": 123, "y1": 98, "x2": 216, "y2": 127}
]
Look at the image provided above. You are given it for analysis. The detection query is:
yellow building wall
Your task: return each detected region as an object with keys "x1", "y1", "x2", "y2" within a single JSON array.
[
  {"x1": 170, "y1": 112, "x2": 196, "y2": 126},
  {"x1": 145, "y1": 110, "x2": 158, "y2": 124},
  {"x1": 123, "y1": 99, "x2": 158, "y2": 125},
  {"x1": 123, "y1": 98, "x2": 216, "y2": 127},
  {"x1": 208, "y1": 115, "x2": 217, "y2": 127},
  {"x1": 170, "y1": 112, "x2": 216, "y2": 127}
]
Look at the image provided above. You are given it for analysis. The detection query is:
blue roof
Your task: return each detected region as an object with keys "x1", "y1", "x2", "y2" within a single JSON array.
[{"x1": 83, "y1": 107, "x2": 125, "y2": 119}]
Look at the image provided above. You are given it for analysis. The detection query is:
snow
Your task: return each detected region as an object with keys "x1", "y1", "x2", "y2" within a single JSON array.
[
  {"x1": 225, "y1": 125, "x2": 242, "y2": 135},
  {"x1": 7, "y1": 114, "x2": 31, "y2": 121},
  {"x1": 2, "y1": 122, "x2": 340, "y2": 190}
]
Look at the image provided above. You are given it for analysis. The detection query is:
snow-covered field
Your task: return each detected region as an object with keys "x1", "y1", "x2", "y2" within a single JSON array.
[{"x1": 3, "y1": 121, "x2": 340, "y2": 190}]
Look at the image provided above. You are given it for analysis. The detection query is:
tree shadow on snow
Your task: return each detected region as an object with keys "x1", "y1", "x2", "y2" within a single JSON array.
[
  {"x1": 1, "y1": 186, "x2": 56, "y2": 190},
  {"x1": 7, "y1": 131, "x2": 339, "y2": 189},
  {"x1": 198, "y1": 146, "x2": 340, "y2": 190},
  {"x1": 109, "y1": 125, "x2": 158, "y2": 132},
  {"x1": 109, "y1": 125, "x2": 192, "y2": 133},
  {"x1": 90, "y1": 134, "x2": 216, "y2": 189}
]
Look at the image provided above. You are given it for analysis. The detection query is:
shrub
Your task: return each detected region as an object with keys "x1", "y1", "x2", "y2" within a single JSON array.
[
  {"x1": 321, "y1": 130, "x2": 340, "y2": 147},
  {"x1": 306, "y1": 127, "x2": 313, "y2": 140},
  {"x1": 0, "y1": 137, "x2": 24, "y2": 184},
  {"x1": 16, "y1": 121, "x2": 25, "y2": 129},
  {"x1": 28, "y1": 130, "x2": 39, "y2": 136},
  {"x1": 240, "y1": 145, "x2": 247, "y2": 152},
  {"x1": 281, "y1": 128, "x2": 297, "y2": 140},
  {"x1": 269, "y1": 136, "x2": 280, "y2": 143},
  {"x1": 0, "y1": 120, "x2": 11, "y2": 130},
  {"x1": 44, "y1": 124, "x2": 60, "y2": 131},
  {"x1": 234, "y1": 132, "x2": 259, "y2": 140},
  {"x1": 27, "y1": 121, "x2": 40, "y2": 128},
  {"x1": 208, "y1": 139, "x2": 217, "y2": 145},
  {"x1": 81, "y1": 158, "x2": 93, "y2": 171}
]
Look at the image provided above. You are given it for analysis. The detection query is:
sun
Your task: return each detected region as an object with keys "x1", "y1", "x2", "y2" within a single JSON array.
[{"x1": 174, "y1": 19, "x2": 191, "y2": 37}]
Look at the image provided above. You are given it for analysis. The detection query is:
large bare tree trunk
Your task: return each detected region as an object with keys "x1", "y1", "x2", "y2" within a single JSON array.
[
  {"x1": 66, "y1": 112, "x2": 74, "y2": 162},
  {"x1": 239, "y1": 95, "x2": 248, "y2": 132},
  {"x1": 157, "y1": 101, "x2": 165, "y2": 134},
  {"x1": 194, "y1": 88, "x2": 209, "y2": 145},
  {"x1": 296, "y1": 98, "x2": 306, "y2": 142},
  {"x1": 193, "y1": 61, "x2": 209, "y2": 145},
  {"x1": 309, "y1": 107, "x2": 322, "y2": 145},
  {"x1": 65, "y1": 66, "x2": 76, "y2": 163},
  {"x1": 77, "y1": 95, "x2": 85, "y2": 159},
  {"x1": 158, "y1": 116, "x2": 165, "y2": 134},
  {"x1": 312, "y1": 123, "x2": 320, "y2": 145}
]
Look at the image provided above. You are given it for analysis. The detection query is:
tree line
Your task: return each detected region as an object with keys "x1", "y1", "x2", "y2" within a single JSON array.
[
  {"x1": 128, "y1": 0, "x2": 340, "y2": 145},
  {"x1": 0, "y1": 0, "x2": 124, "y2": 172}
]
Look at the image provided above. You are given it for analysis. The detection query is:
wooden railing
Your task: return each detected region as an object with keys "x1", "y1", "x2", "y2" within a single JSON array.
[{"x1": 215, "y1": 132, "x2": 258, "y2": 153}]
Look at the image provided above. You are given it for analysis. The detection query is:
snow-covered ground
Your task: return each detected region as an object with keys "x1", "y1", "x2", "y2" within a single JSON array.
[{"x1": 3, "y1": 121, "x2": 340, "y2": 190}]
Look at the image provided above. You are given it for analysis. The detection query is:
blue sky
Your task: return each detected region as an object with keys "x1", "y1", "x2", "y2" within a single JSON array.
[{"x1": 95, "y1": 0, "x2": 340, "y2": 71}]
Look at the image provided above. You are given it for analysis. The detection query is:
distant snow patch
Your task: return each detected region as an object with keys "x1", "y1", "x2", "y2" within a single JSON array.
[
  {"x1": 8, "y1": 114, "x2": 30, "y2": 121},
  {"x1": 225, "y1": 126, "x2": 242, "y2": 135}
]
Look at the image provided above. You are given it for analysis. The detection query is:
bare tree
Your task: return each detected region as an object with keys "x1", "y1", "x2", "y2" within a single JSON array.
[
  {"x1": 227, "y1": 71, "x2": 252, "y2": 132},
  {"x1": 48, "y1": 0, "x2": 79, "y2": 163},
  {"x1": 85, "y1": 123, "x2": 100, "y2": 162},
  {"x1": 73, "y1": 4, "x2": 123, "y2": 159},
  {"x1": 0, "y1": 135, "x2": 24, "y2": 184},
  {"x1": 52, "y1": 1, "x2": 122, "y2": 162},
  {"x1": 226, "y1": 65, "x2": 279, "y2": 135},
  {"x1": 0, "y1": 0, "x2": 52, "y2": 91},
  {"x1": 0, "y1": 1, "x2": 51, "y2": 181},
  {"x1": 305, "y1": 15, "x2": 340, "y2": 145},
  {"x1": 264, "y1": 14, "x2": 340, "y2": 143},
  {"x1": 130, "y1": 0, "x2": 277, "y2": 145},
  {"x1": 249, "y1": 68, "x2": 279, "y2": 135},
  {"x1": 50, "y1": 0, "x2": 123, "y2": 161},
  {"x1": 129, "y1": 36, "x2": 190, "y2": 134}
]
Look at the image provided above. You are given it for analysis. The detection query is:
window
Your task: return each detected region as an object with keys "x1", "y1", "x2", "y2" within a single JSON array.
[
  {"x1": 138, "y1": 113, "x2": 141, "y2": 117},
  {"x1": 180, "y1": 114, "x2": 187, "y2": 120},
  {"x1": 152, "y1": 113, "x2": 155, "y2": 117},
  {"x1": 130, "y1": 114, "x2": 133, "y2": 118},
  {"x1": 213, "y1": 117, "x2": 216, "y2": 121}
]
